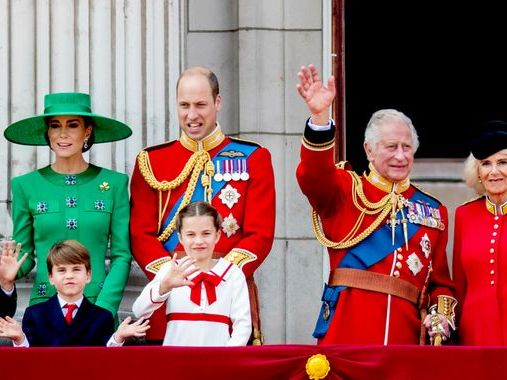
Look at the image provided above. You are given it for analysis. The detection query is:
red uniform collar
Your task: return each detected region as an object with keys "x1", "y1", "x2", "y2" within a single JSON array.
[
  {"x1": 485, "y1": 196, "x2": 507, "y2": 216},
  {"x1": 179, "y1": 124, "x2": 225, "y2": 152}
]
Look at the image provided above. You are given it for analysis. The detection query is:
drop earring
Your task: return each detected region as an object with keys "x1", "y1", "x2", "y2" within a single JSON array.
[{"x1": 83, "y1": 139, "x2": 88, "y2": 149}]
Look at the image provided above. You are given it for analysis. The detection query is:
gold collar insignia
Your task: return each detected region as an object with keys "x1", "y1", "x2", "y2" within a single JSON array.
[
  {"x1": 180, "y1": 124, "x2": 225, "y2": 152},
  {"x1": 485, "y1": 196, "x2": 507, "y2": 216},
  {"x1": 364, "y1": 163, "x2": 410, "y2": 194}
]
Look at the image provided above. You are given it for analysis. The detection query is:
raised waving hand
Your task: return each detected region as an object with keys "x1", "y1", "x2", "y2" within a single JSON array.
[{"x1": 296, "y1": 64, "x2": 336, "y2": 125}]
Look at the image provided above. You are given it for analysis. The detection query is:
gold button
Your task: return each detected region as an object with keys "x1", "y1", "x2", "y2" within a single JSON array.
[
  {"x1": 397, "y1": 247, "x2": 402, "y2": 252},
  {"x1": 491, "y1": 239, "x2": 496, "y2": 244},
  {"x1": 491, "y1": 270, "x2": 495, "y2": 275},
  {"x1": 393, "y1": 270, "x2": 400, "y2": 277},
  {"x1": 490, "y1": 248, "x2": 495, "y2": 254},
  {"x1": 397, "y1": 254, "x2": 404, "y2": 260},
  {"x1": 396, "y1": 262, "x2": 402, "y2": 269},
  {"x1": 491, "y1": 280, "x2": 495, "y2": 286},
  {"x1": 490, "y1": 259, "x2": 495, "y2": 264},
  {"x1": 494, "y1": 224, "x2": 499, "y2": 229},
  {"x1": 495, "y1": 216, "x2": 500, "y2": 221},
  {"x1": 493, "y1": 232, "x2": 498, "y2": 237}
]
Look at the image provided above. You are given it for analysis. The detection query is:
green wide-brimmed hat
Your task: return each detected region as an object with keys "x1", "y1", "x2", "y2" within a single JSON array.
[{"x1": 4, "y1": 92, "x2": 132, "y2": 145}]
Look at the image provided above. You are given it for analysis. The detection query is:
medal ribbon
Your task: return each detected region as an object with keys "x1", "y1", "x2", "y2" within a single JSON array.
[{"x1": 161, "y1": 141, "x2": 258, "y2": 252}]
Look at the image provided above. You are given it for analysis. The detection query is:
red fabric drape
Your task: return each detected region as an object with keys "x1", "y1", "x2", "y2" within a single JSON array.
[{"x1": 2, "y1": 344, "x2": 506, "y2": 379}]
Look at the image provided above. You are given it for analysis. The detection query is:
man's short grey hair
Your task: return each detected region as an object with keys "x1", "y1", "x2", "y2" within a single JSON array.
[{"x1": 364, "y1": 109, "x2": 419, "y2": 153}]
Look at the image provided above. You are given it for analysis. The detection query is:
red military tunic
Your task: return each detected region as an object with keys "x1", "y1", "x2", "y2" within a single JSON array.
[
  {"x1": 130, "y1": 126, "x2": 275, "y2": 340},
  {"x1": 453, "y1": 197, "x2": 507, "y2": 345},
  {"x1": 296, "y1": 121, "x2": 454, "y2": 345}
]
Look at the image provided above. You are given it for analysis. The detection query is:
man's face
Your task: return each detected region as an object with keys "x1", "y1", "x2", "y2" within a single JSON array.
[
  {"x1": 177, "y1": 74, "x2": 221, "y2": 141},
  {"x1": 364, "y1": 121, "x2": 414, "y2": 183}
]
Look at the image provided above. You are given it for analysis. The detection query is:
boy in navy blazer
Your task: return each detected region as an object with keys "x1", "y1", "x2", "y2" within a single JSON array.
[{"x1": 0, "y1": 240, "x2": 148, "y2": 346}]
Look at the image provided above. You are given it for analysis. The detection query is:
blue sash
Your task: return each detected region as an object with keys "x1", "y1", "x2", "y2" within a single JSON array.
[
  {"x1": 160, "y1": 141, "x2": 258, "y2": 252},
  {"x1": 313, "y1": 189, "x2": 440, "y2": 338}
]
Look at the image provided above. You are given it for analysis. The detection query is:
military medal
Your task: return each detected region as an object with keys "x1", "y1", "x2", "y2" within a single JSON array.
[
  {"x1": 240, "y1": 159, "x2": 250, "y2": 181},
  {"x1": 407, "y1": 200, "x2": 445, "y2": 231},
  {"x1": 420, "y1": 233, "x2": 431, "y2": 258},
  {"x1": 222, "y1": 213, "x2": 240, "y2": 237},
  {"x1": 213, "y1": 160, "x2": 224, "y2": 182},
  {"x1": 406, "y1": 252, "x2": 423, "y2": 276},
  {"x1": 223, "y1": 160, "x2": 232, "y2": 182},
  {"x1": 231, "y1": 160, "x2": 241, "y2": 181},
  {"x1": 219, "y1": 184, "x2": 241, "y2": 209}
]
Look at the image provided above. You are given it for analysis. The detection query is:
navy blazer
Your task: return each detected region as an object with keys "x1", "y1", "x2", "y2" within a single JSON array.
[
  {"x1": 22, "y1": 295, "x2": 114, "y2": 347},
  {"x1": 0, "y1": 286, "x2": 16, "y2": 318}
]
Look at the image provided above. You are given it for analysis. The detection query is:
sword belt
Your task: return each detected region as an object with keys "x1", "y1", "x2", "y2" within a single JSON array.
[{"x1": 329, "y1": 268, "x2": 421, "y2": 305}]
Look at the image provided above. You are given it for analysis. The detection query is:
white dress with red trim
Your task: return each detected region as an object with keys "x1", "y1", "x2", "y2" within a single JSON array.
[{"x1": 132, "y1": 258, "x2": 251, "y2": 346}]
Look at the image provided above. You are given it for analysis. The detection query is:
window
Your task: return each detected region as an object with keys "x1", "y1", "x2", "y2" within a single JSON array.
[{"x1": 335, "y1": 2, "x2": 507, "y2": 172}]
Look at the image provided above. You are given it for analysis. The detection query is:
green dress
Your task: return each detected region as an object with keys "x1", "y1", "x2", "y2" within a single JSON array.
[{"x1": 12, "y1": 164, "x2": 131, "y2": 317}]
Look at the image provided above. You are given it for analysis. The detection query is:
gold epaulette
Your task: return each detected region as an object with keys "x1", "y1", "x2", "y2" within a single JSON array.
[
  {"x1": 224, "y1": 248, "x2": 257, "y2": 268},
  {"x1": 145, "y1": 257, "x2": 173, "y2": 274}
]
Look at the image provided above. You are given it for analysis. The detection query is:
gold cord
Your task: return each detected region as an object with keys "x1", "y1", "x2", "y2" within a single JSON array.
[
  {"x1": 311, "y1": 172, "x2": 399, "y2": 249},
  {"x1": 137, "y1": 150, "x2": 215, "y2": 242}
]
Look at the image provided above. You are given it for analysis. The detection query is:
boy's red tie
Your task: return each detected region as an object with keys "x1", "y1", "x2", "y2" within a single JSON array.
[{"x1": 64, "y1": 304, "x2": 78, "y2": 325}]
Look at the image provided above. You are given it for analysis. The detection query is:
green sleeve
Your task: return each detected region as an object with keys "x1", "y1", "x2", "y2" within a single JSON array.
[
  {"x1": 11, "y1": 177, "x2": 36, "y2": 279},
  {"x1": 94, "y1": 173, "x2": 132, "y2": 315}
]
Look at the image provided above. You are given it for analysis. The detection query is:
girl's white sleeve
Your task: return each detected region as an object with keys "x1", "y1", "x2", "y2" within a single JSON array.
[
  {"x1": 132, "y1": 263, "x2": 171, "y2": 319},
  {"x1": 227, "y1": 268, "x2": 252, "y2": 346}
]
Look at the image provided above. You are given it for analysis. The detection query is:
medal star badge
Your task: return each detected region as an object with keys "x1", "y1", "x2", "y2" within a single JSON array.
[
  {"x1": 420, "y1": 233, "x2": 431, "y2": 258},
  {"x1": 222, "y1": 213, "x2": 240, "y2": 237},
  {"x1": 406, "y1": 252, "x2": 423, "y2": 276},
  {"x1": 219, "y1": 184, "x2": 241, "y2": 209}
]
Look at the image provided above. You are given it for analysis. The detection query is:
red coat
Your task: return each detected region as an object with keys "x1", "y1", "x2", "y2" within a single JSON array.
[
  {"x1": 296, "y1": 123, "x2": 454, "y2": 345},
  {"x1": 453, "y1": 197, "x2": 507, "y2": 345},
  {"x1": 130, "y1": 132, "x2": 275, "y2": 340}
]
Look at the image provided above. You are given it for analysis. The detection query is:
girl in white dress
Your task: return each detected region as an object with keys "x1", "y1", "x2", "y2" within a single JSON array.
[{"x1": 132, "y1": 201, "x2": 251, "y2": 346}]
